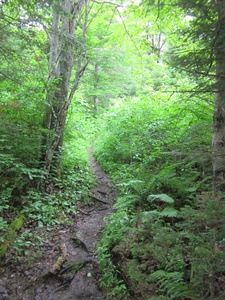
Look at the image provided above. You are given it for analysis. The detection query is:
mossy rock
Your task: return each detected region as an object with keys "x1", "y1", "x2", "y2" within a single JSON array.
[{"x1": 0, "y1": 215, "x2": 26, "y2": 260}]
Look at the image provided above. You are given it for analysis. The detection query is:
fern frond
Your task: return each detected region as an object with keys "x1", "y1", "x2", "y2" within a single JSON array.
[
  {"x1": 147, "y1": 270, "x2": 190, "y2": 298},
  {"x1": 141, "y1": 211, "x2": 160, "y2": 221},
  {"x1": 160, "y1": 207, "x2": 178, "y2": 218},
  {"x1": 116, "y1": 180, "x2": 145, "y2": 194},
  {"x1": 114, "y1": 195, "x2": 141, "y2": 209},
  {"x1": 147, "y1": 194, "x2": 175, "y2": 204}
]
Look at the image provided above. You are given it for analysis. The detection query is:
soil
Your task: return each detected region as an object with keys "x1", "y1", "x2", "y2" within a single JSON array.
[{"x1": 0, "y1": 148, "x2": 117, "y2": 300}]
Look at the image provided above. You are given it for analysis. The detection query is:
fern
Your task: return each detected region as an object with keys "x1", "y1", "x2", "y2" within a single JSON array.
[
  {"x1": 160, "y1": 207, "x2": 178, "y2": 218},
  {"x1": 147, "y1": 270, "x2": 190, "y2": 298},
  {"x1": 147, "y1": 194, "x2": 175, "y2": 204},
  {"x1": 114, "y1": 194, "x2": 141, "y2": 210},
  {"x1": 117, "y1": 180, "x2": 145, "y2": 194}
]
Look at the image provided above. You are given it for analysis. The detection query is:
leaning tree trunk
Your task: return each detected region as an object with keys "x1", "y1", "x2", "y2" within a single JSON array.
[
  {"x1": 212, "y1": 0, "x2": 225, "y2": 192},
  {"x1": 42, "y1": 0, "x2": 88, "y2": 178}
]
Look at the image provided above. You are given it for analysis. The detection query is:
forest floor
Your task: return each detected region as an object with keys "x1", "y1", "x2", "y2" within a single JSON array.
[{"x1": 0, "y1": 148, "x2": 117, "y2": 300}]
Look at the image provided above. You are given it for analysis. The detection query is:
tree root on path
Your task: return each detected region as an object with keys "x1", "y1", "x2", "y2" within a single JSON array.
[
  {"x1": 88, "y1": 193, "x2": 110, "y2": 204},
  {"x1": 43, "y1": 243, "x2": 67, "y2": 277},
  {"x1": 71, "y1": 236, "x2": 89, "y2": 253}
]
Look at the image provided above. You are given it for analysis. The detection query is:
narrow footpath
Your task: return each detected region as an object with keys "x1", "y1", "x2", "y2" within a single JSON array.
[{"x1": 0, "y1": 148, "x2": 116, "y2": 300}]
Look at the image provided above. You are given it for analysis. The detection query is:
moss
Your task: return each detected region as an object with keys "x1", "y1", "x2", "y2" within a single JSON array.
[
  {"x1": 9, "y1": 215, "x2": 25, "y2": 231},
  {"x1": 51, "y1": 256, "x2": 65, "y2": 273},
  {"x1": 0, "y1": 215, "x2": 26, "y2": 260},
  {"x1": 4, "y1": 230, "x2": 14, "y2": 241},
  {"x1": 0, "y1": 244, "x2": 8, "y2": 260}
]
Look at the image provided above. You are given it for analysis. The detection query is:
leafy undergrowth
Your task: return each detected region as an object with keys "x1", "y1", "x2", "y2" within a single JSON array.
[
  {"x1": 94, "y1": 98, "x2": 225, "y2": 299},
  {"x1": 0, "y1": 148, "x2": 116, "y2": 300},
  {"x1": 0, "y1": 90, "x2": 97, "y2": 237},
  {"x1": 0, "y1": 163, "x2": 95, "y2": 258},
  {"x1": 97, "y1": 192, "x2": 225, "y2": 299}
]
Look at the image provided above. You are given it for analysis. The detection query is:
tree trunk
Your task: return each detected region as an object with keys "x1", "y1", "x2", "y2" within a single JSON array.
[
  {"x1": 93, "y1": 62, "x2": 100, "y2": 113},
  {"x1": 41, "y1": 0, "x2": 88, "y2": 179},
  {"x1": 212, "y1": 0, "x2": 225, "y2": 192}
]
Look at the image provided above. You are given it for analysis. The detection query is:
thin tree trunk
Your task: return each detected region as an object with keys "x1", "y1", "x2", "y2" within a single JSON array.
[
  {"x1": 93, "y1": 62, "x2": 100, "y2": 113},
  {"x1": 212, "y1": 0, "x2": 225, "y2": 192}
]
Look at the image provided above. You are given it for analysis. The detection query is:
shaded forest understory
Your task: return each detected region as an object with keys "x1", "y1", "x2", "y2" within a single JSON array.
[
  {"x1": 1, "y1": 105, "x2": 225, "y2": 299},
  {"x1": 0, "y1": 149, "x2": 116, "y2": 300},
  {"x1": 2, "y1": 0, "x2": 225, "y2": 299}
]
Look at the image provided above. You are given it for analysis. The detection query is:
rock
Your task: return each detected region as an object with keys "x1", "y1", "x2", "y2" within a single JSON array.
[{"x1": 0, "y1": 285, "x2": 8, "y2": 300}]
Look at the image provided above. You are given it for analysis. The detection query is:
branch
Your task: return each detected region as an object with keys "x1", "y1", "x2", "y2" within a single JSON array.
[
  {"x1": 116, "y1": 8, "x2": 142, "y2": 57},
  {"x1": 160, "y1": 89, "x2": 220, "y2": 93},
  {"x1": 67, "y1": 59, "x2": 89, "y2": 106},
  {"x1": 0, "y1": 71, "x2": 21, "y2": 85},
  {"x1": 90, "y1": 0, "x2": 121, "y2": 6}
]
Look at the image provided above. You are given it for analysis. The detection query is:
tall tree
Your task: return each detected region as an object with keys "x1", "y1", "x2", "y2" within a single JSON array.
[
  {"x1": 212, "y1": 0, "x2": 225, "y2": 192},
  {"x1": 175, "y1": 0, "x2": 225, "y2": 192},
  {"x1": 140, "y1": 0, "x2": 225, "y2": 192},
  {"x1": 77, "y1": 2, "x2": 137, "y2": 114},
  {"x1": 42, "y1": 0, "x2": 89, "y2": 177}
]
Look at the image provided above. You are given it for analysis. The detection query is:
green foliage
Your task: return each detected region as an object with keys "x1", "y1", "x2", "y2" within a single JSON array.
[
  {"x1": 147, "y1": 270, "x2": 190, "y2": 299},
  {"x1": 12, "y1": 230, "x2": 44, "y2": 258},
  {"x1": 176, "y1": 194, "x2": 225, "y2": 298},
  {"x1": 0, "y1": 0, "x2": 223, "y2": 298},
  {"x1": 94, "y1": 75, "x2": 214, "y2": 299},
  {"x1": 19, "y1": 165, "x2": 93, "y2": 227},
  {"x1": 0, "y1": 0, "x2": 49, "y2": 208},
  {"x1": 20, "y1": 192, "x2": 68, "y2": 227},
  {"x1": 95, "y1": 96, "x2": 212, "y2": 209},
  {"x1": 147, "y1": 194, "x2": 175, "y2": 204},
  {"x1": 98, "y1": 188, "x2": 225, "y2": 299},
  {"x1": 97, "y1": 206, "x2": 133, "y2": 298},
  {"x1": 0, "y1": 153, "x2": 45, "y2": 193},
  {"x1": 0, "y1": 215, "x2": 26, "y2": 259},
  {"x1": 13, "y1": 231, "x2": 36, "y2": 254}
]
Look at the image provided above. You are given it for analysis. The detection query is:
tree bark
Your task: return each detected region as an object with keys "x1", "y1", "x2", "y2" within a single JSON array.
[{"x1": 212, "y1": 0, "x2": 225, "y2": 192}]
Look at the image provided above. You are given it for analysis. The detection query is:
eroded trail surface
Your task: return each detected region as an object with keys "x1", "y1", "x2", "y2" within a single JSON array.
[{"x1": 0, "y1": 148, "x2": 116, "y2": 300}]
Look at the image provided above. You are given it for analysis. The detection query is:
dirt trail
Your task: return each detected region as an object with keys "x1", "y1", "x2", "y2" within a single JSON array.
[{"x1": 0, "y1": 148, "x2": 116, "y2": 300}]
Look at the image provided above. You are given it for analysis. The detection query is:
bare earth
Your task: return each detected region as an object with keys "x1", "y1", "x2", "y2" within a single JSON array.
[{"x1": 0, "y1": 148, "x2": 116, "y2": 300}]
